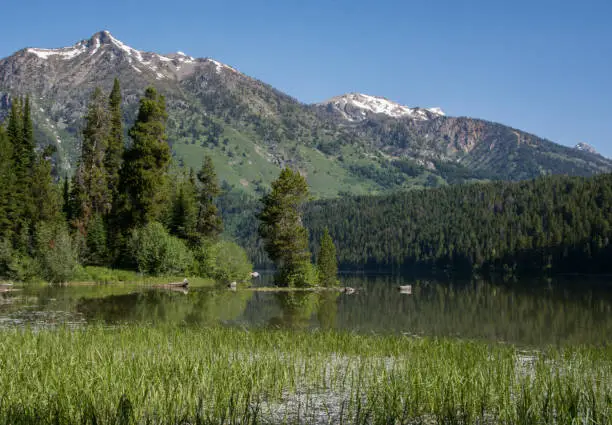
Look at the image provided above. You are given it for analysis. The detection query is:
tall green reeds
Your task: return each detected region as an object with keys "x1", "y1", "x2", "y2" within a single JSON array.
[{"x1": 0, "y1": 326, "x2": 609, "y2": 424}]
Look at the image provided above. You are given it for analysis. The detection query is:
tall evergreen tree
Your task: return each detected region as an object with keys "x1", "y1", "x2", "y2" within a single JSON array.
[
  {"x1": 106, "y1": 78, "x2": 123, "y2": 205},
  {"x1": 22, "y1": 96, "x2": 34, "y2": 162},
  {"x1": 196, "y1": 156, "x2": 223, "y2": 240},
  {"x1": 170, "y1": 169, "x2": 199, "y2": 244},
  {"x1": 118, "y1": 87, "x2": 171, "y2": 228},
  {"x1": 0, "y1": 126, "x2": 14, "y2": 237},
  {"x1": 7, "y1": 97, "x2": 35, "y2": 249},
  {"x1": 258, "y1": 168, "x2": 316, "y2": 287},
  {"x1": 72, "y1": 87, "x2": 112, "y2": 230},
  {"x1": 62, "y1": 176, "x2": 71, "y2": 221},
  {"x1": 316, "y1": 228, "x2": 338, "y2": 287},
  {"x1": 31, "y1": 146, "x2": 61, "y2": 225},
  {"x1": 6, "y1": 99, "x2": 23, "y2": 160}
]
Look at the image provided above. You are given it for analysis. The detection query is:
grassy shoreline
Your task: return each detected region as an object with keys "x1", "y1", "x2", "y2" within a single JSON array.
[
  {"x1": 0, "y1": 326, "x2": 609, "y2": 424},
  {"x1": 1, "y1": 266, "x2": 219, "y2": 288}
]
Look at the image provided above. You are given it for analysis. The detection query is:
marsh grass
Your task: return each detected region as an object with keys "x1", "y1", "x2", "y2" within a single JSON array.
[
  {"x1": 69, "y1": 266, "x2": 216, "y2": 287},
  {"x1": 0, "y1": 326, "x2": 609, "y2": 424}
]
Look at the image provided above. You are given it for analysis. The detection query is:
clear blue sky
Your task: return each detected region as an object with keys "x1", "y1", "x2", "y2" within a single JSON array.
[{"x1": 1, "y1": 0, "x2": 611, "y2": 155}]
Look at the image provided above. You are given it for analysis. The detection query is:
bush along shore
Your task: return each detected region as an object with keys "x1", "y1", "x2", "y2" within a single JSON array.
[{"x1": 0, "y1": 326, "x2": 609, "y2": 424}]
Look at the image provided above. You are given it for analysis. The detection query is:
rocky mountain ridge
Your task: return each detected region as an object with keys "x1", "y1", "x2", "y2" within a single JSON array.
[
  {"x1": 575, "y1": 142, "x2": 598, "y2": 155},
  {"x1": 318, "y1": 93, "x2": 444, "y2": 122},
  {"x1": 0, "y1": 31, "x2": 610, "y2": 197}
]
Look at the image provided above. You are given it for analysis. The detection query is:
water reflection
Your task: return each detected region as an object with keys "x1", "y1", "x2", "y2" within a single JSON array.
[
  {"x1": 267, "y1": 292, "x2": 339, "y2": 329},
  {"x1": 76, "y1": 289, "x2": 253, "y2": 325},
  {"x1": 1, "y1": 275, "x2": 611, "y2": 346}
]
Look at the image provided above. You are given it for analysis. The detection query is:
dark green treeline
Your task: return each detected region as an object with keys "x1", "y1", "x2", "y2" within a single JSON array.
[
  {"x1": 228, "y1": 173, "x2": 612, "y2": 275},
  {"x1": 305, "y1": 174, "x2": 612, "y2": 274}
]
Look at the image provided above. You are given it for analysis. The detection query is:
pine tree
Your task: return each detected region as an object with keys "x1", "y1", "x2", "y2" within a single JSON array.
[
  {"x1": 71, "y1": 87, "x2": 112, "y2": 234},
  {"x1": 31, "y1": 146, "x2": 61, "y2": 224},
  {"x1": 258, "y1": 168, "x2": 316, "y2": 287},
  {"x1": 62, "y1": 176, "x2": 71, "y2": 221},
  {"x1": 7, "y1": 97, "x2": 35, "y2": 249},
  {"x1": 22, "y1": 96, "x2": 34, "y2": 163},
  {"x1": 170, "y1": 169, "x2": 199, "y2": 244},
  {"x1": 317, "y1": 228, "x2": 338, "y2": 287},
  {"x1": 106, "y1": 78, "x2": 123, "y2": 205},
  {"x1": 6, "y1": 99, "x2": 23, "y2": 161},
  {"x1": 195, "y1": 155, "x2": 223, "y2": 240},
  {"x1": 0, "y1": 126, "x2": 14, "y2": 238},
  {"x1": 118, "y1": 87, "x2": 171, "y2": 228}
]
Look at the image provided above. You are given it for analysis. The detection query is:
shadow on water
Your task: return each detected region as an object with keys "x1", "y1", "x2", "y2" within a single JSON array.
[{"x1": 1, "y1": 274, "x2": 612, "y2": 346}]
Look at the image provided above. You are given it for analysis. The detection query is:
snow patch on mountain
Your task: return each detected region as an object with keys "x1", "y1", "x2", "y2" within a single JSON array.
[
  {"x1": 206, "y1": 58, "x2": 236, "y2": 74},
  {"x1": 105, "y1": 31, "x2": 143, "y2": 62},
  {"x1": 427, "y1": 107, "x2": 445, "y2": 116},
  {"x1": 575, "y1": 142, "x2": 598, "y2": 155},
  {"x1": 27, "y1": 41, "x2": 88, "y2": 60},
  {"x1": 175, "y1": 51, "x2": 195, "y2": 61},
  {"x1": 90, "y1": 36, "x2": 101, "y2": 56},
  {"x1": 320, "y1": 93, "x2": 445, "y2": 122}
]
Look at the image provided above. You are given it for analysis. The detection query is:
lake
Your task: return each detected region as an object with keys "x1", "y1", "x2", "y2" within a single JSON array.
[{"x1": 1, "y1": 273, "x2": 611, "y2": 347}]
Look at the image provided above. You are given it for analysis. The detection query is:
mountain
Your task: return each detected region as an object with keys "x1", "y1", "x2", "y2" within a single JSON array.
[{"x1": 1, "y1": 31, "x2": 610, "y2": 197}]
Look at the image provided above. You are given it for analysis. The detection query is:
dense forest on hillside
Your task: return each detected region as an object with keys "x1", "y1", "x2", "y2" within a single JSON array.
[{"x1": 228, "y1": 173, "x2": 612, "y2": 275}]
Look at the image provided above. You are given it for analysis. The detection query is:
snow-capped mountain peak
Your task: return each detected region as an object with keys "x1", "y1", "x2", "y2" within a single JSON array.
[
  {"x1": 23, "y1": 31, "x2": 238, "y2": 81},
  {"x1": 319, "y1": 93, "x2": 445, "y2": 122},
  {"x1": 26, "y1": 40, "x2": 89, "y2": 60},
  {"x1": 25, "y1": 31, "x2": 147, "y2": 62}
]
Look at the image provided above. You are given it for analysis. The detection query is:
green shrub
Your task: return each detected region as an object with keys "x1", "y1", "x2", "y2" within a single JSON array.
[
  {"x1": 0, "y1": 238, "x2": 38, "y2": 282},
  {"x1": 275, "y1": 262, "x2": 319, "y2": 288},
  {"x1": 34, "y1": 221, "x2": 78, "y2": 283},
  {"x1": 195, "y1": 240, "x2": 252, "y2": 283},
  {"x1": 73, "y1": 266, "x2": 140, "y2": 284},
  {"x1": 130, "y1": 222, "x2": 193, "y2": 275}
]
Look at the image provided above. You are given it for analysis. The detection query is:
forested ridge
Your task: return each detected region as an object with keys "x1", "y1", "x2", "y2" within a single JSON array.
[
  {"x1": 230, "y1": 173, "x2": 612, "y2": 275},
  {"x1": 308, "y1": 174, "x2": 612, "y2": 274}
]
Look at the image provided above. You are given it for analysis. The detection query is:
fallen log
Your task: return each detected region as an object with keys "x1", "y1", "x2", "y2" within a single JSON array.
[
  {"x1": 398, "y1": 285, "x2": 412, "y2": 295},
  {"x1": 0, "y1": 283, "x2": 14, "y2": 293},
  {"x1": 153, "y1": 278, "x2": 189, "y2": 289}
]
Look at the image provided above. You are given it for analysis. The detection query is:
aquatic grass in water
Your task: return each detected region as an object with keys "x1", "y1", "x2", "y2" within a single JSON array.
[{"x1": 0, "y1": 326, "x2": 609, "y2": 424}]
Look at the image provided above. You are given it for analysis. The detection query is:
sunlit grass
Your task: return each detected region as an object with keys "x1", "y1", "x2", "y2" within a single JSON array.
[
  {"x1": 68, "y1": 266, "x2": 216, "y2": 287},
  {"x1": 0, "y1": 326, "x2": 609, "y2": 424}
]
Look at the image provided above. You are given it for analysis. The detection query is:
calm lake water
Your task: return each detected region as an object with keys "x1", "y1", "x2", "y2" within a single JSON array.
[{"x1": 1, "y1": 274, "x2": 611, "y2": 347}]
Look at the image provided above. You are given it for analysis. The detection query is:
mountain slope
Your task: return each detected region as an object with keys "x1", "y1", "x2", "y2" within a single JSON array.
[{"x1": 0, "y1": 31, "x2": 610, "y2": 197}]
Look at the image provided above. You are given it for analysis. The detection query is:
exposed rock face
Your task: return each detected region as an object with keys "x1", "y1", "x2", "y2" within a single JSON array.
[{"x1": 0, "y1": 31, "x2": 610, "y2": 193}]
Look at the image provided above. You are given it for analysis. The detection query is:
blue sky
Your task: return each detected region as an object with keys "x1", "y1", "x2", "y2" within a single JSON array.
[{"x1": 1, "y1": 0, "x2": 611, "y2": 155}]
